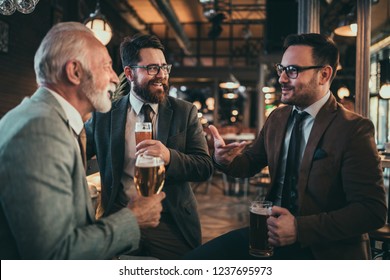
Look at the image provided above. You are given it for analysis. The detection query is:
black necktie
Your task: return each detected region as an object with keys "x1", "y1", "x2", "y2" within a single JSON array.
[
  {"x1": 78, "y1": 127, "x2": 87, "y2": 171},
  {"x1": 281, "y1": 110, "x2": 309, "y2": 214},
  {"x1": 142, "y1": 104, "x2": 153, "y2": 123}
]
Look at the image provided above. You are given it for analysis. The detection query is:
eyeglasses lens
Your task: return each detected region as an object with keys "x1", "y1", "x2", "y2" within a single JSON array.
[
  {"x1": 276, "y1": 65, "x2": 298, "y2": 79},
  {"x1": 146, "y1": 65, "x2": 172, "y2": 75}
]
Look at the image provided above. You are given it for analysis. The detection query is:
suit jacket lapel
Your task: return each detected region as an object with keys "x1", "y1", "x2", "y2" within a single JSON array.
[
  {"x1": 269, "y1": 106, "x2": 293, "y2": 187},
  {"x1": 33, "y1": 88, "x2": 96, "y2": 221},
  {"x1": 157, "y1": 98, "x2": 173, "y2": 145},
  {"x1": 110, "y1": 96, "x2": 128, "y2": 171},
  {"x1": 32, "y1": 88, "x2": 68, "y2": 124},
  {"x1": 298, "y1": 94, "x2": 338, "y2": 206},
  {"x1": 107, "y1": 95, "x2": 128, "y2": 211}
]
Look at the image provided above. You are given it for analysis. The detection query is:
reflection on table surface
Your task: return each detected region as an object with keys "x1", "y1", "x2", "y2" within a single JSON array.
[{"x1": 221, "y1": 133, "x2": 256, "y2": 142}]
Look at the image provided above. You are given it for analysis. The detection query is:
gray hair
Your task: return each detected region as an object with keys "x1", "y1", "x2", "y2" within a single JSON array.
[{"x1": 34, "y1": 22, "x2": 96, "y2": 86}]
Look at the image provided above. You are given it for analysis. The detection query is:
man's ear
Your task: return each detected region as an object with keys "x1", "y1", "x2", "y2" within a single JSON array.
[
  {"x1": 65, "y1": 60, "x2": 82, "y2": 85},
  {"x1": 319, "y1": 65, "x2": 332, "y2": 85},
  {"x1": 124, "y1": 66, "x2": 134, "y2": 82}
]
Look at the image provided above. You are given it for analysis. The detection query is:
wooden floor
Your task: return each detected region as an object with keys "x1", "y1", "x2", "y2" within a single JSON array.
[{"x1": 193, "y1": 172, "x2": 269, "y2": 244}]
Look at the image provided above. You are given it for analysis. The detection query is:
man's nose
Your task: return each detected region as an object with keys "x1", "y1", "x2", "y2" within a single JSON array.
[
  {"x1": 278, "y1": 70, "x2": 289, "y2": 83},
  {"x1": 156, "y1": 68, "x2": 168, "y2": 79}
]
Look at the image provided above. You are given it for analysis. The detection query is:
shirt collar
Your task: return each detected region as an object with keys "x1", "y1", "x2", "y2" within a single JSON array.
[
  {"x1": 129, "y1": 92, "x2": 158, "y2": 115},
  {"x1": 44, "y1": 87, "x2": 84, "y2": 135},
  {"x1": 293, "y1": 90, "x2": 330, "y2": 118}
]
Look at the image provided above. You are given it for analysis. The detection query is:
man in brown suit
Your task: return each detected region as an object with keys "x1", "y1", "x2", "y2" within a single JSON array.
[{"x1": 185, "y1": 33, "x2": 387, "y2": 259}]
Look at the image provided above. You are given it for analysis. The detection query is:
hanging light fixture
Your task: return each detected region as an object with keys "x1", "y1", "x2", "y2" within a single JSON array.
[
  {"x1": 84, "y1": 0, "x2": 112, "y2": 46},
  {"x1": 0, "y1": 0, "x2": 40, "y2": 15},
  {"x1": 334, "y1": 7, "x2": 357, "y2": 37}
]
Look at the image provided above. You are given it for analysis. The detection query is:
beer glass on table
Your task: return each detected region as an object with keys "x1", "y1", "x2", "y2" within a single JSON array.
[
  {"x1": 134, "y1": 154, "x2": 165, "y2": 196},
  {"x1": 249, "y1": 200, "x2": 273, "y2": 257},
  {"x1": 135, "y1": 122, "x2": 152, "y2": 145}
]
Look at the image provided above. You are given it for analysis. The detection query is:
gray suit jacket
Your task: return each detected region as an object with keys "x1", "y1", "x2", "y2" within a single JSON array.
[
  {"x1": 223, "y1": 94, "x2": 387, "y2": 259},
  {"x1": 0, "y1": 88, "x2": 140, "y2": 259},
  {"x1": 85, "y1": 94, "x2": 213, "y2": 249}
]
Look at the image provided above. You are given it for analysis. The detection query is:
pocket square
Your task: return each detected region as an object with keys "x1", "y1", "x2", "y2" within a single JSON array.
[{"x1": 313, "y1": 148, "x2": 327, "y2": 160}]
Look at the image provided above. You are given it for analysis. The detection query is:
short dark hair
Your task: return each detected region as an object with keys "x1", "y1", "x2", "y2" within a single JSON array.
[
  {"x1": 120, "y1": 33, "x2": 165, "y2": 68},
  {"x1": 283, "y1": 33, "x2": 340, "y2": 83}
]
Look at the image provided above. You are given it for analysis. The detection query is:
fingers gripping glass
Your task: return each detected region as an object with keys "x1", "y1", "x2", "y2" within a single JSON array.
[
  {"x1": 275, "y1": 64, "x2": 324, "y2": 79},
  {"x1": 130, "y1": 64, "x2": 172, "y2": 76}
]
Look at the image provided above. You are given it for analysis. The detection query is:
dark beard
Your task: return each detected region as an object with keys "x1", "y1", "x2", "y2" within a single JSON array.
[{"x1": 133, "y1": 77, "x2": 169, "y2": 104}]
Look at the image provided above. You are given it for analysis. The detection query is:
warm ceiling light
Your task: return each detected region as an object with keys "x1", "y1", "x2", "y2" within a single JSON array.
[
  {"x1": 379, "y1": 59, "x2": 390, "y2": 99},
  {"x1": 219, "y1": 74, "x2": 240, "y2": 89},
  {"x1": 85, "y1": 0, "x2": 112, "y2": 46},
  {"x1": 193, "y1": 101, "x2": 202, "y2": 110},
  {"x1": 205, "y1": 97, "x2": 215, "y2": 110},
  {"x1": 223, "y1": 92, "x2": 238, "y2": 99},
  {"x1": 264, "y1": 93, "x2": 275, "y2": 100},
  {"x1": 334, "y1": 9, "x2": 357, "y2": 37},
  {"x1": 379, "y1": 83, "x2": 390, "y2": 99},
  {"x1": 337, "y1": 86, "x2": 350, "y2": 99},
  {"x1": 335, "y1": 23, "x2": 357, "y2": 37},
  {"x1": 262, "y1": 86, "x2": 275, "y2": 93}
]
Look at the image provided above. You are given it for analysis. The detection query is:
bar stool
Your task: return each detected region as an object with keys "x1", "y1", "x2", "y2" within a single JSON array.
[
  {"x1": 248, "y1": 168, "x2": 271, "y2": 200},
  {"x1": 222, "y1": 173, "x2": 249, "y2": 197},
  {"x1": 369, "y1": 224, "x2": 390, "y2": 260},
  {"x1": 249, "y1": 180, "x2": 270, "y2": 200}
]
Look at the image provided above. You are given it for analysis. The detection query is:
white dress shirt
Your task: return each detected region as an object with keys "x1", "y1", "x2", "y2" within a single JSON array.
[{"x1": 274, "y1": 91, "x2": 331, "y2": 206}]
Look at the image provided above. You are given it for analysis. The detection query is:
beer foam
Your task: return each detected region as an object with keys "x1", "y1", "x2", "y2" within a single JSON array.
[
  {"x1": 250, "y1": 205, "x2": 272, "y2": 216},
  {"x1": 136, "y1": 156, "x2": 164, "y2": 167},
  {"x1": 135, "y1": 122, "x2": 152, "y2": 132}
]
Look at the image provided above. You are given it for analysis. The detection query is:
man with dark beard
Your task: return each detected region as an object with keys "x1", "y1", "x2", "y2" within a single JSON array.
[{"x1": 85, "y1": 33, "x2": 213, "y2": 259}]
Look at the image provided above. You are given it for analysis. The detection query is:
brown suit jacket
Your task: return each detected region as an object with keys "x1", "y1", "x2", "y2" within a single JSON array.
[{"x1": 224, "y1": 94, "x2": 387, "y2": 259}]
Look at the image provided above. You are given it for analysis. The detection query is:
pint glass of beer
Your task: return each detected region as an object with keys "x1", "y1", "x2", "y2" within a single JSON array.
[
  {"x1": 135, "y1": 122, "x2": 152, "y2": 145},
  {"x1": 134, "y1": 154, "x2": 165, "y2": 196},
  {"x1": 249, "y1": 200, "x2": 273, "y2": 257}
]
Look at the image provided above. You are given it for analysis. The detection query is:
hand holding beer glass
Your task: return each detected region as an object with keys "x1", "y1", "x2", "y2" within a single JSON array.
[
  {"x1": 134, "y1": 154, "x2": 165, "y2": 196},
  {"x1": 135, "y1": 122, "x2": 152, "y2": 145},
  {"x1": 249, "y1": 200, "x2": 273, "y2": 257}
]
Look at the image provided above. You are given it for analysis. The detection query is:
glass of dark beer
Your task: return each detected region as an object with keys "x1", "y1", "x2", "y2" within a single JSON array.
[
  {"x1": 134, "y1": 154, "x2": 165, "y2": 196},
  {"x1": 249, "y1": 200, "x2": 273, "y2": 257},
  {"x1": 135, "y1": 122, "x2": 152, "y2": 145}
]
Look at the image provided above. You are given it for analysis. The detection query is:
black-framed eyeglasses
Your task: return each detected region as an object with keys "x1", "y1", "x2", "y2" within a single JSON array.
[
  {"x1": 129, "y1": 64, "x2": 172, "y2": 76},
  {"x1": 275, "y1": 63, "x2": 325, "y2": 79}
]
